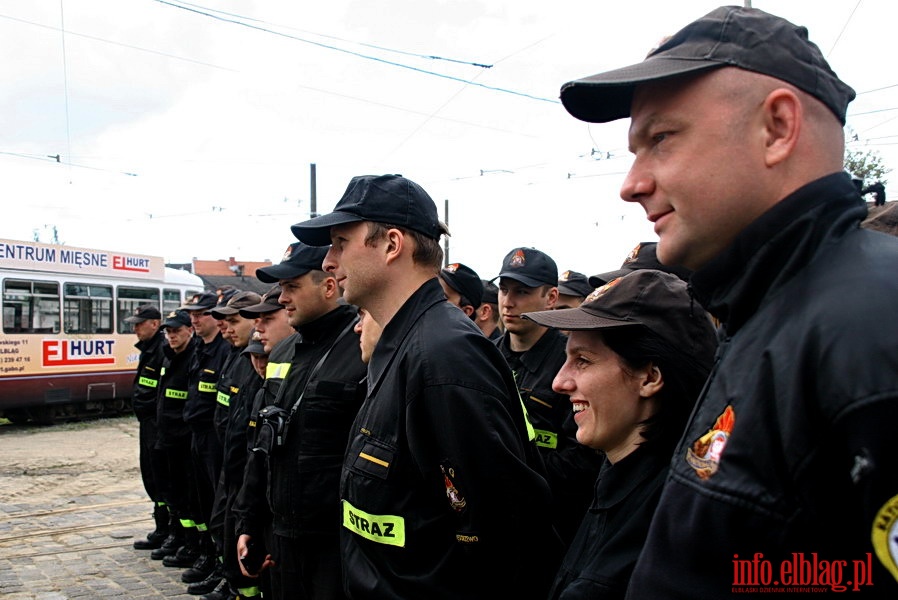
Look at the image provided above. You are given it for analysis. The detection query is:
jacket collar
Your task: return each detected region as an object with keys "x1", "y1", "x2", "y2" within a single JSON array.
[
  {"x1": 690, "y1": 172, "x2": 865, "y2": 334},
  {"x1": 367, "y1": 277, "x2": 444, "y2": 392}
]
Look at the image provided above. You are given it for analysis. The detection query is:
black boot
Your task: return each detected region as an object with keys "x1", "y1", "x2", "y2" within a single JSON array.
[
  {"x1": 133, "y1": 503, "x2": 170, "y2": 550},
  {"x1": 182, "y1": 552, "x2": 217, "y2": 583},
  {"x1": 199, "y1": 578, "x2": 236, "y2": 600},
  {"x1": 150, "y1": 516, "x2": 185, "y2": 560},
  {"x1": 164, "y1": 525, "x2": 202, "y2": 568},
  {"x1": 186, "y1": 561, "x2": 223, "y2": 595}
]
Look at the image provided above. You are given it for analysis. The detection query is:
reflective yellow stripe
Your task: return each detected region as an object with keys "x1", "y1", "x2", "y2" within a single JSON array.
[
  {"x1": 216, "y1": 391, "x2": 230, "y2": 407},
  {"x1": 238, "y1": 586, "x2": 261, "y2": 597},
  {"x1": 196, "y1": 522, "x2": 208, "y2": 532},
  {"x1": 138, "y1": 376, "x2": 159, "y2": 388},
  {"x1": 516, "y1": 389, "x2": 536, "y2": 442},
  {"x1": 230, "y1": 385, "x2": 240, "y2": 394},
  {"x1": 359, "y1": 452, "x2": 389, "y2": 468},
  {"x1": 342, "y1": 500, "x2": 405, "y2": 547},
  {"x1": 266, "y1": 362, "x2": 291, "y2": 379},
  {"x1": 198, "y1": 381, "x2": 216, "y2": 393},
  {"x1": 180, "y1": 518, "x2": 196, "y2": 528},
  {"x1": 166, "y1": 389, "x2": 188, "y2": 399},
  {"x1": 533, "y1": 429, "x2": 558, "y2": 449}
]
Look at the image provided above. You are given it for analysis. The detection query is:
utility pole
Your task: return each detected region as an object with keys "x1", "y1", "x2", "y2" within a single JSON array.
[
  {"x1": 310, "y1": 163, "x2": 318, "y2": 218},
  {"x1": 443, "y1": 199, "x2": 449, "y2": 267}
]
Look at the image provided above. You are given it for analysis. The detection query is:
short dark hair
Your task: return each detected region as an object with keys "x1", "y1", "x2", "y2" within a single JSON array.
[
  {"x1": 601, "y1": 326, "x2": 712, "y2": 452},
  {"x1": 365, "y1": 222, "x2": 443, "y2": 270}
]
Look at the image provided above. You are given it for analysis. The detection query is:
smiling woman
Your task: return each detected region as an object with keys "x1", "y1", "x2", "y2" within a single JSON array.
[{"x1": 523, "y1": 269, "x2": 718, "y2": 600}]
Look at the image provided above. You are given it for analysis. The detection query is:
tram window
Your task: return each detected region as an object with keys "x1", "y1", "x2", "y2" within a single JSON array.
[
  {"x1": 63, "y1": 283, "x2": 113, "y2": 334},
  {"x1": 163, "y1": 288, "x2": 183, "y2": 315},
  {"x1": 2, "y1": 279, "x2": 61, "y2": 334},
  {"x1": 118, "y1": 286, "x2": 161, "y2": 333}
]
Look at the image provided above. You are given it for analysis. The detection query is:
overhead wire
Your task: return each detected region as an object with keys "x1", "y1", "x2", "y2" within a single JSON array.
[{"x1": 153, "y1": 0, "x2": 557, "y2": 104}]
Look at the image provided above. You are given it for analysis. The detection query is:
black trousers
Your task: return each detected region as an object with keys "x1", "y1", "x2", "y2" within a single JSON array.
[
  {"x1": 190, "y1": 427, "x2": 223, "y2": 526},
  {"x1": 137, "y1": 414, "x2": 167, "y2": 503},
  {"x1": 269, "y1": 532, "x2": 347, "y2": 600}
]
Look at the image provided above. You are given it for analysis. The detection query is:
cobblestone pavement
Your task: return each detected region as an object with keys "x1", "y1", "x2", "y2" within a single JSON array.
[{"x1": 0, "y1": 417, "x2": 197, "y2": 599}]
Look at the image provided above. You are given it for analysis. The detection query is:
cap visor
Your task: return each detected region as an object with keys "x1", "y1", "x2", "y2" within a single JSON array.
[
  {"x1": 256, "y1": 263, "x2": 310, "y2": 284},
  {"x1": 561, "y1": 58, "x2": 723, "y2": 123},
  {"x1": 523, "y1": 307, "x2": 640, "y2": 331},
  {"x1": 291, "y1": 212, "x2": 363, "y2": 246},
  {"x1": 239, "y1": 304, "x2": 282, "y2": 318},
  {"x1": 495, "y1": 273, "x2": 555, "y2": 288},
  {"x1": 209, "y1": 307, "x2": 239, "y2": 319}
]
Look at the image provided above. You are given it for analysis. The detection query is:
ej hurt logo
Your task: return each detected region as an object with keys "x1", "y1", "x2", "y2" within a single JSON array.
[
  {"x1": 112, "y1": 255, "x2": 151, "y2": 273},
  {"x1": 43, "y1": 339, "x2": 115, "y2": 366}
]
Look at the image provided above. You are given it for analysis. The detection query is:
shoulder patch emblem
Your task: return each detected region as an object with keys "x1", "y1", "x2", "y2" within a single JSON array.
[
  {"x1": 872, "y1": 493, "x2": 898, "y2": 583},
  {"x1": 685, "y1": 405, "x2": 735, "y2": 480},
  {"x1": 441, "y1": 464, "x2": 466, "y2": 512}
]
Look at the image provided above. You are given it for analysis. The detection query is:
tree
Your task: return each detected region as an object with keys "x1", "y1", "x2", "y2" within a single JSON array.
[
  {"x1": 845, "y1": 127, "x2": 892, "y2": 185},
  {"x1": 844, "y1": 148, "x2": 890, "y2": 186}
]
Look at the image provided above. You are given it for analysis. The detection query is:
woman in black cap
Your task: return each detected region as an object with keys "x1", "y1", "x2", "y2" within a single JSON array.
[{"x1": 524, "y1": 269, "x2": 717, "y2": 600}]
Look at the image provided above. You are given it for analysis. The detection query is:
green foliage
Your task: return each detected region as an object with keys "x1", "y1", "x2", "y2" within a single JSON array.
[{"x1": 844, "y1": 148, "x2": 890, "y2": 186}]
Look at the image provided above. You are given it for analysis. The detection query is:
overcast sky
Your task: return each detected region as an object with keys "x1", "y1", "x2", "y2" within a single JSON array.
[{"x1": 2, "y1": 0, "x2": 896, "y2": 281}]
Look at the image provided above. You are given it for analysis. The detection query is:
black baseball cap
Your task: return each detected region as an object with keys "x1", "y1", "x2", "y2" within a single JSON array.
[
  {"x1": 162, "y1": 309, "x2": 192, "y2": 329},
  {"x1": 557, "y1": 270, "x2": 593, "y2": 298},
  {"x1": 242, "y1": 330, "x2": 268, "y2": 356},
  {"x1": 560, "y1": 6, "x2": 856, "y2": 125},
  {"x1": 589, "y1": 242, "x2": 692, "y2": 288},
  {"x1": 523, "y1": 270, "x2": 716, "y2": 358},
  {"x1": 439, "y1": 263, "x2": 484, "y2": 308},
  {"x1": 495, "y1": 247, "x2": 558, "y2": 288},
  {"x1": 124, "y1": 304, "x2": 162, "y2": 324},
  {"x1": 481, "y1": 279, "x2": 499, "y2": 305},
  {"x1": 291, "y1": 174, "x2": 450, "y2": 247},
  {"x1": 239, "y1": 285, "x2": 285, "y2": 317},
  {"x1": 256, "y1": 242, "x2": 328, "y2": 283},
  {"x1": 210, "y1": 290, "x2": 263, "y2": 319},
  {"x1": 182, "y1": 292, "x2": 218, "y2": 312}
]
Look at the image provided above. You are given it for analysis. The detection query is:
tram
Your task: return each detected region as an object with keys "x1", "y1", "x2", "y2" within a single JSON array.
[{"x1": 0, "y1": 238, "x2": 204, "y2": 423}]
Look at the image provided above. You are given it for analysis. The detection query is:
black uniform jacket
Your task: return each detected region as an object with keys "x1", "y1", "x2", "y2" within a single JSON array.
[
  {"x1": 218, "y1": 350, "x2": 262, "y2": 488},
  {"x1": 549, "y1": 444, "x2": 670, "y2": 600},
  {"x1": 183, "y1": 332, "x2": 230, "y2": 432},
  {"x1": 340, "y1": 278, "x2": 563, "y2": 600},
  {"x1": 497, "y1": 328, "x2": 604, "y2": 546},
  {"x1": 627, "y1": 173, "x2": 898, "y2": 599},
  {"x1": 235, "y1": 305, "x2": 365, "y2": 540},
  {"x1": 132, "y1": 328, "x2": 167, "y2": 420},
  {"x1": 214, "y1": 344, "x2": 255, "y2": 443},
  {"x1": 156, "y1": 341, "x2": 197, "y2": 448}
]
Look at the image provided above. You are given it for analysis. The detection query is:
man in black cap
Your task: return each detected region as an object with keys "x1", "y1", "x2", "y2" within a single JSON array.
[
  {"x1": 202, "y1": 286, "x2": 293, "y2": 600},
  {"x1": 560, "y1": 5, "x2": 898, "y2": 596},
  {"x1": 474, "y1": 279, "x2": 502, "y2": 340},
  {"x1": 438, "y1": 262, "x2": 483, "y2": 319},
  {"x1": 588, "y1": 241, "x2": 692, "y2": 289},
  {"x1": 151, "y1": 309, "x2": 196, "y2": 563},
  {"x1": 179, "y1": 290, "x2": 262, "y2": 596},
  {"x1": 494, "y1": 247, "x2": 603, "y2": 549},
  {"x1": 292, "y1": 174, "x2": 563, "y2": 598},
  {"x1": 126, "y1": 304, "x2": 170, "y2": 551},
  {"x1": 555, "y1": 270, "x2": 593, "y2": 310},
  {"x1": 233, "y1": 241, "x2": 366, "y2": 600},
  {"x1": 163, "y1": 292, "x2": 232, "y2": 576}
]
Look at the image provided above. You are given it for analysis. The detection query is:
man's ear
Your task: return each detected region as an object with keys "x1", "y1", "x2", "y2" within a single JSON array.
[
  {"x1": 545, "y1": 286, "x2": 559, "y2": 309},
  {"x1": 383, "y1": 228, "x2": 404, "y2": 265},
  {"x1": 762, "y1": 88, "x2": 801, "y2": 167},
  {"x1": 322, "y1": 275, "x2": 340, "y2": 299}
]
